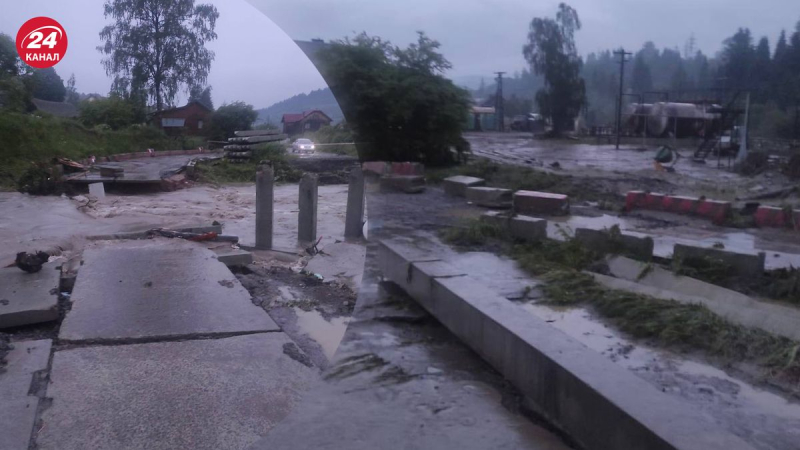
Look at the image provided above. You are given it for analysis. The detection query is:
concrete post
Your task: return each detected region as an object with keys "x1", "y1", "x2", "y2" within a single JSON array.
[
  {"x1": 255, "y1": 164, "x2": 274, "y2": 249},
  {"x1": 344, "y1": 167, "x2": 365, "y2": 239},
  {"x1": 298, "y1": 173, "x2": 318, "y2": 243}
]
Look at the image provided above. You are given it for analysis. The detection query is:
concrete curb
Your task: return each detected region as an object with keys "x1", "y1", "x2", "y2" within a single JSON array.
[
  {"x1": 625, "y1": 191, "x2": 731, "y2": 224},
  {"x1": 378, "y1": 239, "x2": 755, "y2": 450}
]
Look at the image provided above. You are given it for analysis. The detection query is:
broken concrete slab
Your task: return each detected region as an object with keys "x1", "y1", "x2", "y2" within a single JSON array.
[
  {"x1": 212, "y1": 248, "x2": 253, "y2": 267},
  {"x1": 0, "y1": 397, "x2": 38, "y2": 450},
  {"x1": 59, "y1": 240, "x2": 278, "y2": 342},
  {"x1": 604, "y1": 255, "x2": 800, "y2": 342},
  {"x1": 480, "y1": 211, "x2": 547, "y2": 242},
  {"x1": 574, "y1": 227, "x2": 654, "y2": 261},
  {"x1": 672, "y1": 243, "x2": 765, "y2": 277},
  {"x1": 513, "y1": 190, "x2": 569, "y2": 216},
  {"x1": 0, "y1": 339, "x2": 52, "y2": 401},
  {"x1": 465, "y1": 187, "x2": 512, "y2": 208},
  {"x1": 37, "y1": 333, "x2": 315, "y2": 450},
  {"x1": 0, "y1": 262, "x2": 60, "y2": 329},
  {"x1": 443, "y1": 175, "x2": 485, "y2": 197},
  {"x1": 379, "y1": 175, "x2": 426, "y2": 193},
  {"x1": 304, "y1": 242, "x2": 367, "y2": 291},
  {"x1": 0, "y1": 339, "x2": 51, "y2": 450}
]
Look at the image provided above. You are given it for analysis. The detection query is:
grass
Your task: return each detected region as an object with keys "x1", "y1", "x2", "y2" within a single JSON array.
[
  {"x1": 427, "y1": 159, "x2": 621, "y2": 205},
  {"x1": 195, "y1": 143, "x2": 302, "y2": 184},
  {"x1": 442, "y1": 217, "x2": 800, "y2": 383},
  {"x1": 0, "y1": 111, "x2": 208, "y2": 190}
]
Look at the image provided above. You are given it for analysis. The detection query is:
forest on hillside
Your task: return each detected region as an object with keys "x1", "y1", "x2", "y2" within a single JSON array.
[
  {"x1": 256, "y1": 88, "x2": 344, "y2": 125},
  {"x1": 474, "y1": 22, "x2": 800, "y2": 138}
]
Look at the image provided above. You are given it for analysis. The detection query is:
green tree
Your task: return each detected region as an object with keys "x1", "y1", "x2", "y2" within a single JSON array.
[
  {"x1": 670, "y1": 60, "x2": 692, "y2": 92},
  {"x1": 98, "y1": 0, "x2": 219, "y2": 111},
  {"x1": 523, "y1": 3, "x2": 586, "y2": 134},
  {"x1": 65, "y1": 74, "x2": 80, "y2": 106},
  {"x1": 753, "y1": 36, "x2": 771, "y2": 101},
  {"x1": 630, "y1": 55, "x2": 653, "y2": 93},
  {"x1": 189, "y1": 85, "x2": 213, "y2": 110},
  {"x1": 0, "y1": 33, "x2": 19, "y2": 79},
  {"x1": 315, "y1": 31, "x2": 471, "y2": 165},
  {"x1": 209, "y1": 101, "x2": 257, "y2": 140},
  {"x1": 30, "y1": 68, "x2": 66, "y2": 102},
  {"x1": 79, "y1": 96, "x2": 138, "y2": 130},
  {"x1": 721, "y1": 28, "x2": 755, "y2": 90}
]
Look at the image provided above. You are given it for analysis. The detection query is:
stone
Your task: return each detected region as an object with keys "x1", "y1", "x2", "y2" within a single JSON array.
[
  {"x1": 443, "y1": 176, "x2": 485, "y2": 197},
  {"x1": 59, "y1": 240, "x2": 278, "y2": 342},
  {"x1": 88, "y1": 182, "x2": 105, "y2": 198},
  {"x1": 574, "y1": 228, "x2": 654, "y2": 261},
  {"x1": 672, "y1": 243, "x2": 765, "y2": 278},
  {"x1": 298, "y1": 174, "x2": 318, "y2": 243},
  {"x1": 0, "y1": 262, "x2": 60, "y2": 329},
  {"x1": 255, "y1": 164, "x2": 274, "y2": 250},
  {"x1": 212, "y1": 248, "x2": 253, "y2": 267},
  {"x1": 465, "y1": 187, "x2": 513, "y2": 208},
  {"x1": 512, "y1": 190, "x2": 569, "y2": 216},
  {"x1": 480, "y1": 211, "x2": 547, "y2": 242},
  {"x1": 345, "y1": 168, "x2": 366, "y2": 239},
  {"x1": 37, "y1": 334, "x2": 315, "y2": 450},
  {"x1": 379, "y1": 175, "x2": 426, "y2": 194}
]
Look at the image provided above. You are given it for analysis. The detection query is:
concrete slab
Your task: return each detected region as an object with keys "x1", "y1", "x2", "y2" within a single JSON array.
[
  {"x1": 0, "y1": 397, "x2": 37, "y2": 450},
  {"x1": 513, "y1": 190, "x2": 569, "y2": 216},
  {"x1": 304, "y1": 242, "x2": 367, "y2": 291},
  {"x1": 0, "y1": 262, "x2": 60, "y2": 329},
  {"x1": 465, "y1": 186, "x2": 512, "y2": 208},
  {"x1": 0, "y1": 339, "x2": 51, "y2": 401},
  {"x1": 36, "y1": 333, "x2": 315, "y2": 450},
  {"x1": 443, "y1": 175, "x2": 485, "y2": 197},
  {"x1": 213, "y1": 247, "x2": 253, "y2": 267},
  {"x1": 59, "y1": 240, "x2": 279, "y2": 342}
]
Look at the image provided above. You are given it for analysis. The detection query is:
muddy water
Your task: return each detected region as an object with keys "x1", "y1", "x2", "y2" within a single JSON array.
[
  {"x1": 523, "y1": 302, "x2": 800, "y2": 450},
  {"x1": 547, "y1": 213, "x2": 800, "y2": 270},
  {"x1": 293, "y1": 308, "x2": 351, "y2": 360}
]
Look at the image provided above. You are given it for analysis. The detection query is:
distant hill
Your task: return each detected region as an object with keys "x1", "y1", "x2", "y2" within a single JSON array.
[{"x1": 256, "y1": 88, "x2": 344, "y2": 125}]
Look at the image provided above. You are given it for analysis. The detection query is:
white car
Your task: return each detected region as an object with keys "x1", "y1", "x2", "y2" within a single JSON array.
[{"x1": 292, "y1": 138, "x2": 315, "y2": 153}]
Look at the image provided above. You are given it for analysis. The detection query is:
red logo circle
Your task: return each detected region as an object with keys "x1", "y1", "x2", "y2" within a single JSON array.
[{"x1": 15, "y1": 17, "x2": 68, "y2": 69}]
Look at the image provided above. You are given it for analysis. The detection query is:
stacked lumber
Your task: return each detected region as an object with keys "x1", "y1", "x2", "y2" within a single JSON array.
[{"x1": 224, "y1": 129, "x2": 287, "y2": 163}]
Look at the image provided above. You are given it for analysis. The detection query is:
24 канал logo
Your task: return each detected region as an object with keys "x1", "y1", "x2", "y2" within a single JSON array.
[{"x1": 16, "y1": 17, "x2": 68, "y2": 69}]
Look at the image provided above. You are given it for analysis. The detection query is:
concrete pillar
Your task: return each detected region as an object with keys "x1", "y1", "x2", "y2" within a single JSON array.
[
  {"x1": 298, "y1": 173, "x2": 318, "y2": 243},
  {"x1": 255, "y1": 164, "x2": 274, "y2": 249},
  {"x1": 344, "y1": 167, "x2": 365, "y2": 239}
]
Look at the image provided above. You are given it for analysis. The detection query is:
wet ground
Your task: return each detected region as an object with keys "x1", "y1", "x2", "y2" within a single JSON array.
[
  {"x1": 466, "y1": 132, "x2": 792, "y2": 200},
  {"x1": 365, "y1": 183, "x2": 800, "y2": 450}
]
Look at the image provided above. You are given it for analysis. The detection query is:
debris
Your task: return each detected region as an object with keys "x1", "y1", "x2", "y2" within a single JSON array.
[
  {"x1": 549, "y1": 161, "x2": 561, "y2": 169},
  {"x1": 10, "y1": 251, "x2": 51, "y2": 273},
  {"x1": 146, "y1": 228, "x2": 238, "y2": 243}
]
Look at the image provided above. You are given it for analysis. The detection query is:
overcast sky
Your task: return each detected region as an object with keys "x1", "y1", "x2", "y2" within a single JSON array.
[{"x1": 2, "y1": 0, "x2": 798, "y2": 108}]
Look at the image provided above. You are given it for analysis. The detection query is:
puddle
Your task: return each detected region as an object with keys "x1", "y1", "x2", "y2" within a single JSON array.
[
  {"x1": 522, "y1": 301, "x2": 800, "y2": 441},
  {"x1": 293, "y1": 308, "x2": 351, "y2": 360}
]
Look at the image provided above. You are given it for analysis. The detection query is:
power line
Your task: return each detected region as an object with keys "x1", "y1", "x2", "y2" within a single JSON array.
[{"x1": 614, "y1": 49, "x2": 632, "y2": 149}]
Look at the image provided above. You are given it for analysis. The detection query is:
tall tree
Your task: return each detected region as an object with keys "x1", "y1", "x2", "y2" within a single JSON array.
[
  {"x1": 189, "y1": 85, "x2": 213, "y2": 110},
  {"x1": 523, "y1": 3, "x2": 586, "y2": 134},
  {"x1": 0, "y1": 33, "x2": 19, "y2": 79},
  {"x1": 753, "y1": 36, "x2": 771, "y2": 101},
  {"x1": 30, "y1": 68, "x2": 66, "y2": 102},
  {"x1": 720, "y1": 28, "x2": 755, "y2": 90},
  {"x1": 98, "y1": 0, "x2": 219, "y2": 111},
  {"x1": 65, "y1": 74, "x2": 80, "y2": 105},
  {"x1": 630, "y1": 55, "x2": 653, "y2": 93},
  {"x1": 670, "y1": 61, "x2": 692, "y2": 92}
]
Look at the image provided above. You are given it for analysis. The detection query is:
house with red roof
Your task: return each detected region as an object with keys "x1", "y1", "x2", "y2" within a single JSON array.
[{"x1": 281, "y1": 110, "x2": 333, "y2": 136}]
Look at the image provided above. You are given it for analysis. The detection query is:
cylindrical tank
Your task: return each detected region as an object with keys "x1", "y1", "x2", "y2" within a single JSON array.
[
  {"x1": 646, "y1": 102, "x2": 719, "y2": 138},
  {"x1": 625, "y1": 103, "x2": 652, "y2": 134}
]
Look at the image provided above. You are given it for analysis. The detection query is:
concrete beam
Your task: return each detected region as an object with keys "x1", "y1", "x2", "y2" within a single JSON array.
[
  {"x1": 480, "y1": 211, "x2": 547, "y2": 242},
  {"x1": 298, "y1": 174, "x2": 318, "y2": 243},
  {"x1": 574, "y1": 228, "x2": 654, "y2": 261},
  {"x1": 344, "y1": 168, "x2": 365, "y2": 239},
  {"x1": 379, "y1": 175, "x2": 426, "y2": 194},
  {"x1": 378, "y1": 239, "x2": 755, "y2": 450},
  {"x1": 672, "y1": 243, "x2": 765, "y2": 277},
  {"x1": 255, "y1": 164, "x2": 274, "y2": 250},
  {"x1": 466, "y1": 187, "x2": 512, "y2": 208},
  {"x1": 513, "y1": 191, "x2": 569, "y2": 216},
  {"x1": 443, "y1": 176, "x2": 485, "y2": 197}
]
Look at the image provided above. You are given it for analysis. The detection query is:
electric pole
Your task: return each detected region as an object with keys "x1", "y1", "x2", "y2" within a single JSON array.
[
  {"x1": 495, "y1": 72, "x2": 506, "y2": 132},
  {"x1": 614, "y1": 49, "x2": 632, "y2": 149}
]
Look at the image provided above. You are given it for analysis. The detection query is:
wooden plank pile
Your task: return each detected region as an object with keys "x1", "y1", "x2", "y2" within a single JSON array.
[{"x1": 224, "y1": 129, "x2": 287, "y2": 163}]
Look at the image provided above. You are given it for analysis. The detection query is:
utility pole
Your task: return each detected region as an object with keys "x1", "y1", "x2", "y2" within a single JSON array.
[
  {"x1": 795, "y1": 100, "x2": 799, "y2": 141},
  {"x1": 614, "y1": 49, "x2": 632, "y2": 149},
  {"x1": 494, "y1": 72, "x2": 506, "y2": 132}
]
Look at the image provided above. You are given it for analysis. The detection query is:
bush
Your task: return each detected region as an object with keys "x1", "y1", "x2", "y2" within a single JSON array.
[{"x1": 79, "y1": 96, "x2": 140, "y2": 130}]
